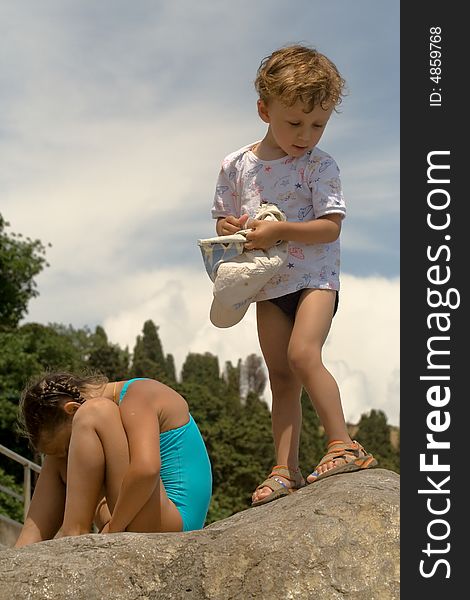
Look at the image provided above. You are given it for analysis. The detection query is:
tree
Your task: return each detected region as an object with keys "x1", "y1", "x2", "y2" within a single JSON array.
[
  {"x1": 177, "y1": 374, "x2": 273, "y2": 524},
  {"x1": 241, "y1": 353, "x2": 267, "y2": 398},
  {"x1": 355, "y1": 409, "x2": 399, "y2": 472},
  {"x1": 0, "y1": 214, "x2": 49, "y2": 330},
  {"x1": 224, "y1": 359, "x2": 242, "y2": 397},
  {"x1": 87, "y1": 326, "x2": 130, "y2": 380},
  {"x1": 18, "y1": 323, "x2": 88, "y2": 374},
  {"x1": 0, "y1": 467, "x2": 23, "y2": 522},
  {"x1": 0, "y1": 323, "x2": 90, "y2": 463},
  {"x1": 165, "y1": 354, "x2": 177, "y2": 385},
  {"x1": 299, "y1": 389, "x2": 327, "y2": 477},
  {"x1": 131, "y1": 320, "x2": 172, "y2": 383},
  {"x1": 181, "y1": 352, "x2": 223, "y2": 395}
]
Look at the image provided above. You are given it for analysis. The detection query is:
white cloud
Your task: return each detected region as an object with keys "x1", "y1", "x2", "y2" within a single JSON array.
[
  {"x1": 2, "y1": 1, "x2": 398, "y2": 282},
  {"x1": 2, "y1": 107, "x2": 261, "y2": 281},
  {"x1": 324, "y1": 274, "x2": 400, "y2": 425}
]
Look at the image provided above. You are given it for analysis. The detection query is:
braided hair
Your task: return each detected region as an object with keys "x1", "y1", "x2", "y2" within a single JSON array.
[{"x1": 18, "y1": 371, "x2": 108, "y2": 449}]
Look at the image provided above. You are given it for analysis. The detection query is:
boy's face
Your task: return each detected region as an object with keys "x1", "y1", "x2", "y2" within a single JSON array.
[{"x1": 258, "y1": 98, "x2": 334, "y2": 158}]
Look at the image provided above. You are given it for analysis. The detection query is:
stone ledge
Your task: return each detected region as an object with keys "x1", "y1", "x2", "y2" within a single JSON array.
[{"x1": 0, "y1": 514, "x2": 22, "y2": 548}]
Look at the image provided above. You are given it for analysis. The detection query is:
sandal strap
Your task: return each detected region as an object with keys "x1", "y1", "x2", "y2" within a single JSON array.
[
  {"x1": 255, "y1": 465, "x2": 304, "y2": 493},
  {"x1": 255, "y1": 475, "x2": 290, "y2": 494},
  {"x1": 316, "y1": 441, "x2": 367, "y2": 468},
  {"x1": 269, "y1": 465, "x2": 304, "y2": 486}
]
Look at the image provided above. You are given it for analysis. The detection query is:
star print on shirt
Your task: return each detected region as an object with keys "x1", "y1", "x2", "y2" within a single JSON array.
[
  {"x1": 295, "y1": 183, "x2": 302, "y2": 189},
  {"x1": 265, "y1": 166, "x2": 272, "y2": 172},
  {"x1": 288, "y1": 263, "x2": 295, "y2": 269}
]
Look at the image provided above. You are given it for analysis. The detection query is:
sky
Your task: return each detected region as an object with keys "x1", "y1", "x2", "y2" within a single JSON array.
[{"x1": 1, "y1": 1, "x2": 400, "y2": 425}]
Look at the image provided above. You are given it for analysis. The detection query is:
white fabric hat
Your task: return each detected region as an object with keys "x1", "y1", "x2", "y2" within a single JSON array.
[
  {"x1": 198, "y1": 204, "x2": 288, "y2": 328},
  {"x1": 198, "y1": 233, "x2": 247, "y2": 283},
  {"x1": 210, "y1": 243, "x2": 288, "y2": 327}
]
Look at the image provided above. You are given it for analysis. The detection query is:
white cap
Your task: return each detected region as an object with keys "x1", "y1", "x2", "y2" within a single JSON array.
[
  {"x1": 210, "y1": 244, "x2": 288, "y2": 328},
  {"x1": 198, "y1": 203, "x2": 288, "y2": 328}
]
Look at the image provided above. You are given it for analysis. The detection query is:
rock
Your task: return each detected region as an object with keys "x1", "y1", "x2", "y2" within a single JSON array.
[
  {"x1": 0, "y1": 469, "x2": 399, "y2": 599},
  {"x1": 0, "y1": 514, "x2": 22, "y2": 548}
]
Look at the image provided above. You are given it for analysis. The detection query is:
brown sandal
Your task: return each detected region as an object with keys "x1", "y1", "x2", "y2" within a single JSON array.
[
  {"x1": 251, "y1": 465, "x2": 305, "y2": 507},
  {"x1": 308, "y1": 440, "x2": 377, "y2": 483}
]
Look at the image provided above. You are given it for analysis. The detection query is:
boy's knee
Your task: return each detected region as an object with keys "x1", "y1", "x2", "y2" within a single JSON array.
[
  {"x1": 287, "y1": 346, "x2": 322, "y2": 375},
  {"x1": 268, "y1": 367, "x2": 296, "y2": 389}
]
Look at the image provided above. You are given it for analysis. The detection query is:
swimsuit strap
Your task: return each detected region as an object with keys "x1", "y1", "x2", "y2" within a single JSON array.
[{"x1": 119, "y1": 378, "x2": 149, "y2": 404}]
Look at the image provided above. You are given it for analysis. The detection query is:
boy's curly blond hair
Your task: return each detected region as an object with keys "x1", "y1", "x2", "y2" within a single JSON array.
[{"x1": 255, "y1": 44, "x2": 346, "y2": 112}]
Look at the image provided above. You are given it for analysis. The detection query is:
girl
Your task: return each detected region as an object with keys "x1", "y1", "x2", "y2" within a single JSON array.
[{"x1": 15, "y1": 372, "x2": 212, "y2": 546}]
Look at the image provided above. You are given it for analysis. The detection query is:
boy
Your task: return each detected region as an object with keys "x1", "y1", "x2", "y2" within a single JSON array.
[{"x1": 211, "y1": 45, "x2": 376, "y2": 506}]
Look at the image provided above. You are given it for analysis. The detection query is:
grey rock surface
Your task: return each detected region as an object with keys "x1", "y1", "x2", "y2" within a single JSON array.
[
  {"x1": 0, "y1": 469, "x2": 399, "y2": 599},
  {"x1": 0, "y1": 513, "x2": 22, "y2": 547}
]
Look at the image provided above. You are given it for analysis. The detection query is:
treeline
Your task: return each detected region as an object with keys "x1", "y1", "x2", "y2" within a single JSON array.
[{"x1": 0, "y1": 214, "x2": 399, "y2": 525}]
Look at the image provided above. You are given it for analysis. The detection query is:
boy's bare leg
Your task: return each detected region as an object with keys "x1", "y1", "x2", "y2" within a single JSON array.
[
  {"x1": 252, "y1": 300, "x2": 304, "y2": 504},
  {"x1": 288, "y1": 289, "x2": 353, "y2": 481}
]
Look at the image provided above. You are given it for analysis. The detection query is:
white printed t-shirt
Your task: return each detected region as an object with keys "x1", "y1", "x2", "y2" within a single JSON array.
[{"x1": 211, "y1": 142, "x2": 346, "y2": 301}]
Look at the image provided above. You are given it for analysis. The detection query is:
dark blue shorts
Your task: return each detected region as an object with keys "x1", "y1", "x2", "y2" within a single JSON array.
[{"x1": 267, "y1": 289, "x2": 339, "y2": 319}]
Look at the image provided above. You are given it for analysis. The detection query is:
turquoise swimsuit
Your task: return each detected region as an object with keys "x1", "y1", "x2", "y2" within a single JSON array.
[{"x1": 119, "y1": 378, "x2": 212, "y2": 531}]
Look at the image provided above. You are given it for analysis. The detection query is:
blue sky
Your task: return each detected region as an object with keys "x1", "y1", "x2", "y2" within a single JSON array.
[{"x1": 1, "y1": 1, "x2": 400, "y2": 424}]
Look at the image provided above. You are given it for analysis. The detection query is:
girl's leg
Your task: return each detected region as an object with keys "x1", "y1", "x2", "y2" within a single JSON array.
[
  {"x1": 287, "y1": 289, "x2": 353, "y2": 481},
  {"x1": 252, "y1": 300, "x2": 304, "y2": 504},
  {"x1": 93, "y1": 494, "x2": 111, "y2": 532},
  {"x1": 61, "y1": 399, "x2": 182, "y2": 536}
]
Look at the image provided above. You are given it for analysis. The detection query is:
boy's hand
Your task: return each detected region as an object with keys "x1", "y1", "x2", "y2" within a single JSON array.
[
  {"x1": 217, "y1": 214, "x2": 249, "y2": 235},
  {"x1": 244, "y1": 220, "x2": 283, "y2": 250}
]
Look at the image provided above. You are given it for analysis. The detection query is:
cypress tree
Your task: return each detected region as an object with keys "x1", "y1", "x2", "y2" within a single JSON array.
[
  {"x1": 181, "y1": 352, "x2": 224, "y2": 396},
  {"x1": 299, "y1": 389, "x2": 327, "y2": 476},
  {"x1": 87, "y1": 326, "x2": 130, "y2": 380},
  {"x1": 355, "y1": 409, "x2": 399, "y2": 472},
  {"x1": 131, "y1": 320, "x2": 169, "y2": 382}
]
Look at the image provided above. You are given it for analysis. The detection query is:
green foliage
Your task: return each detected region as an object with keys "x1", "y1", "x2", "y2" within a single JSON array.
[
  {"x1": 0, "y1": 214, "x2": 49, "y2": 330},
  {"x1": 0, "y1": 467, "x2": 23, "y2": 522},
  {"x1": 224, "y1": 359, "x2": 241, "y2": 397},
  {"x1": 355, "y1": 409, "x2": 400, "y2": 473},
  {"x1": 177, "y1": 378, "x2": 274, "y2": 523},
  {"x1": 299, "y1": 390, "x2": 327, "y2": 476},
  {"x1": 243, "y1": 354, "x2": 267, "y2": 397},
  {"x1": 181, "y1": 353, "x2": 221, "y2": 391},
  {"x1": 131, "y1": 320, "x2": 174, "y2": 384},
  {"x1": 165, "y1": 354, "x2": 177, "y2": 385},
  {"x1": 88, "y1": 326, "x2": 130, "y2": 381}
]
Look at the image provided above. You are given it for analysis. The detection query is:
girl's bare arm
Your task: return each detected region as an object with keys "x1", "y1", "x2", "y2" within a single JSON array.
[
  {"x1": 14, "y1": 456, "x2": 66, "y2": 547},
  {"x1": 106, "y1": 389, "x2": 163, "y2": 532}
]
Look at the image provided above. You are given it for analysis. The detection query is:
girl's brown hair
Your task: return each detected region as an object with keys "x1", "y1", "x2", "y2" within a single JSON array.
[
  {"x1": 18, "y1": 371, "x2": 108, "y2": 449},
  {"x1": 255, "y1": 44, "x2": 346, "y2": 112}
]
